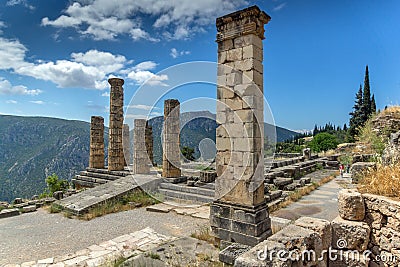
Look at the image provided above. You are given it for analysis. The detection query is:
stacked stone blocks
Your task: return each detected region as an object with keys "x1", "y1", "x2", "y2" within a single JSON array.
[
  {"x1": 89, "y1": 116, "x2": 105, "y2": 169},
  {"x1": 133, "y1": 119, "x2": 150, "y2": 174},
  {"x1": 162, "y1": 99, "x2": 181, "y2": 178},
  {"x1": 108, "y1": 78, "x2": 125, "y2": 171},
  {"x1": 122, "y1": 124, "x2": 130, "y2": 167}
]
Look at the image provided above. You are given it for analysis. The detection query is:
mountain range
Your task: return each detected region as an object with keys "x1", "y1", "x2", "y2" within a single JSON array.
[{"x1": 0, "y1": 112, "x2": 299, "y2": 202}]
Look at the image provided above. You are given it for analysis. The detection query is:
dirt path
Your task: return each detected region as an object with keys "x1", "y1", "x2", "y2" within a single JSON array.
[{"x1": 0, "y1": 206, "x2": 208, "y2": 265}]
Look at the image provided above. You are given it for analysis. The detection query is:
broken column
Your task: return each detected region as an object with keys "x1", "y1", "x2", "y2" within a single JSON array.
[
  {"x1": 145, "y1": 122, "x2": 154, "y2": 166},
  {"x1": 108, "y1": 78, "x2": 125, "y2": 171},
  {"x1": 210, "y1": 6, "x2": 272, "y2": 246},
  {"x1": 133, "y1": 119, "x2": 150, "y2": 174},
  {"x1": 89, "y1": 116, "x2": 105, "y2": 169},
  {"x1": 162, "y1": 99, "x2": 181, "y2": 178},
  {"x1": 123, "y1": 124, "x2": 131, "y2": 166}
]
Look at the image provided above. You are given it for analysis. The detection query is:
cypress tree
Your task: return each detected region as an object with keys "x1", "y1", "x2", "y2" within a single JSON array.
[
  {"x1": 349, "y1": 85, "x2": 363, "y2": 139},
  {"x1": 371, "y1": 94, "x2": 376, "y2": 114},
  {"x1": 362, "y1": 65, "x2": 371, "y2": 120}
]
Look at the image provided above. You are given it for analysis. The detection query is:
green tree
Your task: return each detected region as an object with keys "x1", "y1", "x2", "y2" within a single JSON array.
[
  {"x1": 309, "y1": 132, "x2": 339, "y2": 153},
  {"x1": 361, "y1": 65, "x2": 372, "y2": 121},
  {"x1": 348, "y1": 85, "x2": 364, "y2": 140},
  {"x1": 181, "y1": 146, "x2": 195, "y2": 161},
  {"x1": 371, "y1": 94, "x2": 376, "y2": 114},
  {"x1": 45, "y1": 174, "x2": 69, "y2": 195}
]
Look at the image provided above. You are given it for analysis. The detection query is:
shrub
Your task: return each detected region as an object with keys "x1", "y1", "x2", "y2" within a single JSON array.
[
  {"x1": 45, "y1": 173, "x2": 69, "y2": 195},
  {"x1": 309, "y1": 133, "x2": 339, "y2": 153},
  {"x1": 357, "y1": 117, "x2": 387, "y2": 155}
]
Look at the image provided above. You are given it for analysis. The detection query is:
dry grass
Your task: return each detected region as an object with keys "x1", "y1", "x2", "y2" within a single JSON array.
[
  {"x1": 269, "y1": 174, "x2": 336, "y2": 213},
  {"x1": 380, "y1": 105, "x2": 400, "y2": 117},
  {"x1": 190, "y1": 226, "x2": 219, "y2": 247},
  {"x1": 358, "y1": 163, "x2": 400, "y2": 200}
]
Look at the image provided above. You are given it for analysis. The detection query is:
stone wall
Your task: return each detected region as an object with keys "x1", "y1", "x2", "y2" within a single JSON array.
[
  {"x1": 89, "y1": 116, "x2": 105, "y2": 169},
  {"x1": 233, "y1": 189, "x2": 400, "y2": 266}
]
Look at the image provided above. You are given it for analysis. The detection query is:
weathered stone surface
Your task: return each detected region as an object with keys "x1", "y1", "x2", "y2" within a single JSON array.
[
  {"x1": 162, "y1": 99, "x2": 181, "y2": 178},
  {"x1": 382, "y1": 130, "x2": 400, "y2": 165},
  {"x1": 234, "y1": 240, "x2": 288, "y2": 267},
  {"x1": 53, "y1": 191, "x2": 63, "y2": 200},
  {"x1": 22, "y1": 205, "x2": 36, "y2": 213},
  {"x1": 13, "y1": 198, "x2": 22, "y2": 204},
  {"x1": 199, "y1": 170, "x2": 217, "y2": 183},
  {"x1": 350, "y1": 162, "x2": 376, "y2": 183},
  {"x1": 219, "y1": 243, "x2": 251, "y2": 265},
  {"x1": 338, "y1": 189, "x2": 365, "y2": 221},
  {"x1": 0, "y1": 208, "x2": 19, "y2": 219},
  {"x1": 329, "y1": 250, "x2": 369, "y2": 267},
  {"x1": 133, "y1": 119, "x2": 150, "y2": 174},
  {"x1": 331, "y1": 216, "x2": 370, "y2": 251},
  {"x1": 363, "y1": 193, "x2": 400, "y2": 221},
  {"x1": 294, "y1": 216, "x2": 332, "y2": 251},
  {"x1": 145, "y1": 123, "x2": 154, "y2": 166},
  {"x1": 89, "y1": 116, "x2": 105, "y2": 169},
  {"x1": 122, "y1": 124, "x2": 130, "y2": 166},
  {"x1": 108, "y1": 78, "x2": 125, "y2": 171}
]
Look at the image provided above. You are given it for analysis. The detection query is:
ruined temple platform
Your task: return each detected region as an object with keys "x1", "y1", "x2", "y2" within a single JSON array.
[
  {"x1": 56, "y1": 172, "x2": 162, "y2": 215},
  {"x1": 72, "y1": 167, "x2": 132, "y2": 189}
]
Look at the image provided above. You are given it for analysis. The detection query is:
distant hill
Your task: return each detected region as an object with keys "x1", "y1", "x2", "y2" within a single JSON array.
[{"x1": 0, "y1": 113, "x2": 299, "y2": 202}]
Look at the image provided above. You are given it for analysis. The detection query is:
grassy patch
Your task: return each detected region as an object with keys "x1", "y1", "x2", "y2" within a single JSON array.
[
  {"x1": 358, "y1": 163, "x2": 400, "y2": 200},
  {"x1": 145, "y1": 252, "x2": 161, "y2": 260},
  {"x1": 269, "y1": 174, "x2": 336, "y2": 213},
  {"x1": 191, "y1": 226, "x2": 219, "y2": 247},
  {"x1": 82, "y1": 189, "x2": 160, "y2": 220}
]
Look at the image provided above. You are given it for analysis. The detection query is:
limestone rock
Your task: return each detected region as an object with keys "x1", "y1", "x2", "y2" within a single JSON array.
[
  {"x1": 338, "y1": 189, "x2": 365, "y2": 221},
  {"x1": 382, "y1": 130, "x2": 400, "y2": 165},
  {"x1": 331, "y1": 216, "x2": 370, "y2": 251},
  {"x1": 329, "y1": 250, "x2": 369, "y2": 267},
  {"x1": 294, "y1": 217, "x2": 332, "y2": 251},
  {"x1": 350, "y1": 162, "x2": 376, "y2": 183}
]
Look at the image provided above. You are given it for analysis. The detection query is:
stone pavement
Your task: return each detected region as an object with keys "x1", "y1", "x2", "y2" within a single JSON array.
[
  {"x1": 56, "y1": 174, "x2": 162, "y2": 215},
  {"x1": 2, "y1": 227, "x2": 174, "y2": 267},
  {"x1": 146, "y1": 202, "x2": 210, "y2": 219},
  {"x1": 271, "y1": 174, "x2": 353, "y2": 221}
]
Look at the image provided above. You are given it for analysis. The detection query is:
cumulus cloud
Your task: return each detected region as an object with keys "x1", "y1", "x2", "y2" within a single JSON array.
[
  {"x1": 170, "y1": 48, "x2": 190, "y2": 58},
  {"x1": 0, "y1": 77, "x2": 42, "y2": 95},
  {"x1": 6, "y1": 99, "x2": 17, "y2": 104},
  {"x1": 41, "y1": 0, "x2": 247, "y2": 41},
  {"x1": 6, "y1": 0, "x2": 35, "y2": 10}
]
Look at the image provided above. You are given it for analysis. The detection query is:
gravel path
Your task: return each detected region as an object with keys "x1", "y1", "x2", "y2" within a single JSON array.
[{"x1": 0, "y1": 206, "x2": 208, "y2": 265}]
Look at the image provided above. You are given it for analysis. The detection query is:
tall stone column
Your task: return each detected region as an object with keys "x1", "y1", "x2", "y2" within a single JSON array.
[
  {"x1": 133, "y1": 119, "x2": 150, "y2": 174},
  {"x1": 123, "y1": 124, "x2": 131, "y2": 166},
  {"x1": 108, "y1": 78, "x2": 125, "y2": 171},
  {"x1": 162, "y1": 99, "x2": 181, "y2": 178},
  {"x1": 145, "y1": 122, "x2": 154, "y2": 166},
  {"x1": 89, "y1": 116, "x2": 105, "y2": 169},
  {"x1": 210, "y1": 6, "x2": 272, "y2": 246}
]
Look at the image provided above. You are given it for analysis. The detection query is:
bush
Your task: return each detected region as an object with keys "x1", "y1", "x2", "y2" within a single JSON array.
[
  {"x1": 44, "y1": 174, "x2": 69, "y2": 195},
  {"x1": 357, "y1": 117, "x2": 387, "y2": 155},
  {"x1": 309, "y1": 133, "x2": 339, "y2": 153}
]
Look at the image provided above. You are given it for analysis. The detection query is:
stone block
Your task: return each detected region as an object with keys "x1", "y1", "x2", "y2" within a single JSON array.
[
  {"x1": 331, "y1": 216, "x2": 370, "y2": 251},
  {"x1": 242, "y1": 45, "x2": 263, "y2": 60},
  {"x1": 199, "y1": 171, "x2": 217, "y2": 183},
  {"x1": 338, "y1": 189, "x2": 365, "y2": 221},
  {"x1": 22, "y1": 205, "x2": 36, "y2": 213},
  {"x1": 329, "y1": 250, "x2": 369, "y2": 267},
  {"x1": 294, "y1": 217, "x2": 332, "y2": 252},
  {"x1": 227, "y1": 72, "x2": 243, "y2": 86},
  {"x1": 233, "y1": 34, "x2": 263, "y2": 49},
  {"x1": 226, "y1": 48, "x2": 243, "y2": 61},
  {"x1": 219, "y1": 243, "x2": 251, "y2": 265}
]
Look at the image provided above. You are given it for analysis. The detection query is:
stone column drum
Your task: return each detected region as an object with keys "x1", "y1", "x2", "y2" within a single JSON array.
[
  {"x1": 108, "y1": 78, "x2": 125, "y2": 171},
  {"x1": 210, "y1": 6, "x2": 272, "y2": 246},
  {"x1": 145, "y1": 122, "x2": 154, "y2": 166},
  {"x1": 133, "y1": 119, "x2": 150, "y2": 174},
  {"x1": 162, "y1": 99, "x2": 181, "y2": 178},
  {"x1": 123, "y1": 124, "x2": 131, "y2": 166},
  {"x1": 89, "y1": 116, "x2": 105, "y2": 169}
]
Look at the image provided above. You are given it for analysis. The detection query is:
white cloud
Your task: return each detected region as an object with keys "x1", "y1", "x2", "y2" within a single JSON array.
[
  {"x1": 150, "y1": 111, "x2": 162, "y2": 116},
  {"x1": 133, "y1": 61, "x2": 157, "y2": 71},
  {"x1": 273, "y1": 3, "x2": 286, "y2": 11},
  {"x1": 101, "y1": 91, "x2": 110, "y2": 97},
  {"x1": 0, "y1": 37, "x2": 29, "y2": 70},
  {"x1": 170, "y1": 48, "x2": 190, "y2": 58},
  {"x1": 0, "y1": 78, "x2": 42, "y2": 95},
  {"x1": 127, "y1": 70, "x2": 168, "y2": 86},
  {"x1": 6, "y1": 0, "x2": 35, "y2": 10},
  {"x1": 6, "y1": 99, "x2": 17, "y2": 104},
  {"x1": 71, "y1": 49, "x2": 127, "y2": 73},
  {"x1": 129, "y1": 104, "x2": 159, "y2": 111},
  {"x1": 40, "y1": 0, "x2": 247, "y2": 41},
  {"x1": 30, "y1": 100, "x2": 45, "y2": 105}
]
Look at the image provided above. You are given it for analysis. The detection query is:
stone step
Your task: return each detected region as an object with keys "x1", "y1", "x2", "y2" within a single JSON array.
[
  {"x1": 159, "y1": 183, "x2": 215, "y2": 197},
  {"x1": 158, "y1": 188, "x2": 214, "y2": 204},
  {"x1": 79, "y1": 171, "x2": 123, "y2": 181},
  {"x1": 85, "y1": 168, "x2": 130, "y2": 177},
  {"x1": 273, "y1": 177, "x2": 293, "y2": 188},
  {"x1": 73, "y1": 176, "x2": 110, "y2": 186}
]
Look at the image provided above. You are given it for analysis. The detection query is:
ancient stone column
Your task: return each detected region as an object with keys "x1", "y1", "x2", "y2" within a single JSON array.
[
  {"x1": 145, "y1": 122, "x2": 154, "y2": 166},
  {"x1": 133, "y1": 119, "x2": 150, "y2": 174},
  {"x1": 123, "y1": 124, "x2": 131, "y2": 166},
  {"x1": 210, "y1": 6, "x2": 272, "y2": 246},
  {"x1": 162, "y1": 99, "x2": 181, "y2": 178},
  {"x1": 89, "y1": 116, "x2": 105, "y2": 169},
  {"x1": 108, "y1": 78, "x2": 125, "y2": 171}
]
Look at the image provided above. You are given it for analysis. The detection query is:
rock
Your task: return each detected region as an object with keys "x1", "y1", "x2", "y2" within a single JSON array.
[
  {"x1": 329, "y1": 250, "x2": 369, "y2": 266},
  {"x1": 53, "y1": 191, "x2": 64, "y2": 200},
  {"x1": 22, "y1": 205, "x2": 36, "y2": 213},
  {"x1": 187, "y1": 180, "x2": 195, "y2": 186},
  {"x1": 31, "y1": 195, "x2": 39, "y2": 200},
  {"x1": 234, "y1": 240, "x2": 288, "y2": 267},
  {"x1": 199, "y1": 170, "x2": 217, "y2": 183},
  {"x1": 273, "y1": 177, "x2": 293, "y2": 188},
  {"x1": 350, "y1": 162, "x2": 376, "y2": 183},
  {"x1": 0, "y1": 208, "x2": 20, "y2": 219},
  {"x1": 338, "y1": 189, "x2": 365, "y2": 221},
  {"x1": 294, "y1": 217, "x2": 332, "y2": 251},
  {"x1": 331, "y1": 216, "x2": 370, "y2": 251},
  {"x1": 382, "y1": 130, "x2": 400, "y2": 165},
  {"x1": 0, "y1": 201, "x2": 9, "y2": 209},
  {"x1": 283, "y1": 183, "x2": 296, "y2": 191},
  {"x1": 219, "y1": 243, "x2": 251, "y2": 265},
  {"x1": 13, "y1": 198, "x2": 23, "y2": 204},
  {"x1": 301, "y1": 177, "x2": 311, "y2": 184}
]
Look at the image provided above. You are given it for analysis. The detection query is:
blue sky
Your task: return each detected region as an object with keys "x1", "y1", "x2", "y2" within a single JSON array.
[{"x1": 0, "y1": 0, "x2": 399, "y2": 131}]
